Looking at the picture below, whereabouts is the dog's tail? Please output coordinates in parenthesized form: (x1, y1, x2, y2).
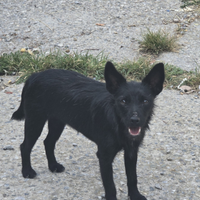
(11, 101, 24, 120)
(11, 84, 27, 121)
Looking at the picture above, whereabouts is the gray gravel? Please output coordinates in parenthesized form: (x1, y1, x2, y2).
(1, 0, 200, 70)
(0, 0, 200, 200)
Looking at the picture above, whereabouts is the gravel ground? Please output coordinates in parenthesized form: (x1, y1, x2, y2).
(0, 0, 200, 200)
(0, 0, 200, 70)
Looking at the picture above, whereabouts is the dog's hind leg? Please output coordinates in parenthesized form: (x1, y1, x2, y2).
(21, 115, 46, 178)
(44, 118, 65, 173)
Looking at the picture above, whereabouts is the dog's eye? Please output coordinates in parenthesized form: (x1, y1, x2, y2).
(120, 99, 126, 105)
(143, 99, 148, 104)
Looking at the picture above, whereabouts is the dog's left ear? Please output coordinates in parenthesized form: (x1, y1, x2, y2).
(142, 63, 165, 96)
(104, 61, 126, 94)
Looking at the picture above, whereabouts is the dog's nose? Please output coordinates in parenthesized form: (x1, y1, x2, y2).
(130, 115, 140, 124)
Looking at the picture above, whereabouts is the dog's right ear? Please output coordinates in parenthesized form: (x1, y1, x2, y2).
(104, 61, 126, 94)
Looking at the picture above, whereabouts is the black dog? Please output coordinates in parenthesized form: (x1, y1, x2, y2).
(12, 61, 164, 200)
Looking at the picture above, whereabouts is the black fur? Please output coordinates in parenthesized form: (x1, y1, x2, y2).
(12, 61, 165, 200)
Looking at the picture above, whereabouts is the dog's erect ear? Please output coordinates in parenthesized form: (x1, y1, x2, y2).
(104, 61, 126, 94)
(142, 63, 165, 96)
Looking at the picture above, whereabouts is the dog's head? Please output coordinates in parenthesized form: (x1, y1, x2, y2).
(104, 61, 165, 141)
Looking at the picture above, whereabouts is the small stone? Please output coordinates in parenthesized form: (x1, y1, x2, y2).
(150, 186, 155, 191)
(25, 29, 31, 33)
(66, 49, 70, 53)
(3, 146, 14, 150)
(155, 184, 162, 190)
(57, 43, 64, 47)
(73, 38, 77, 41)
(10, 105, 15, 109)
(179, 179, 185, 183)
(72, 143, 77, 147)
(120, 181, 125, 185)
(75, 1, 81, 4)
(167, 158, 173, 161)
(166, 149, 171, 154)
(173, 19, 180, 23)
(5, 37, 12, 42)
(98, 195, 105, 199)
(32, 48, 40, 54)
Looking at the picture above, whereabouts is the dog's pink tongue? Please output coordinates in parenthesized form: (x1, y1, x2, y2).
(129, 127, 141, 136)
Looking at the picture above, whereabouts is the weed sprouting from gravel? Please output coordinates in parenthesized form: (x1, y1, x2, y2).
(0, 50, 199, 89)
(181, 0, 200, 8)
(185, 64, 200, 88)
(139, 29, 177, 55)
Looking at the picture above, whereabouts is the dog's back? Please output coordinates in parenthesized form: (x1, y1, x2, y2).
(12, 69, 117, 142)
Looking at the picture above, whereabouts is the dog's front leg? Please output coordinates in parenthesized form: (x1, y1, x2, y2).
(124, 149, 147, 200)
(97, 150, 117, 200)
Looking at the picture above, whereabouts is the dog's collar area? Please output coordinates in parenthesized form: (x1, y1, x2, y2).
(128, 127, 141, 136)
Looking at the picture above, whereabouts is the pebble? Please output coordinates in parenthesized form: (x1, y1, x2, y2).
(166, 149, 171, 154)
(57, 43, 64, 47)
(173, 19, 180, 23)
(10, 104, 15, 109)
(66, 49, 70, 53)
(155, 184, 162, 190)
(3, 146, 14, 150)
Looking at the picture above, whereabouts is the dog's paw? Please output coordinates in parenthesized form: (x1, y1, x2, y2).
(22, 167, 37, 179)
(49, 162, 65, 173)
(129, 193, 147, 200)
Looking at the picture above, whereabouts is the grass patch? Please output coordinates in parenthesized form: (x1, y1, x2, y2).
(0, 50, 199, 89)
(0, 51, 108, 82)
(139, 29, 177, 55)
(181, 0, 200, 8)
(186, 65, 200, 88)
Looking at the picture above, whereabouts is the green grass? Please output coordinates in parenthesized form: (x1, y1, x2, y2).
(181, 0, 200, 8)
(0, 50, 199, 89)
(139, 29, 177, 55)
(186, 65, 200, 87)
(0, 51, 108, 82)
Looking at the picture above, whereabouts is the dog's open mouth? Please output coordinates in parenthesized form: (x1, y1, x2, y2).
(128, 127, 141, 136)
